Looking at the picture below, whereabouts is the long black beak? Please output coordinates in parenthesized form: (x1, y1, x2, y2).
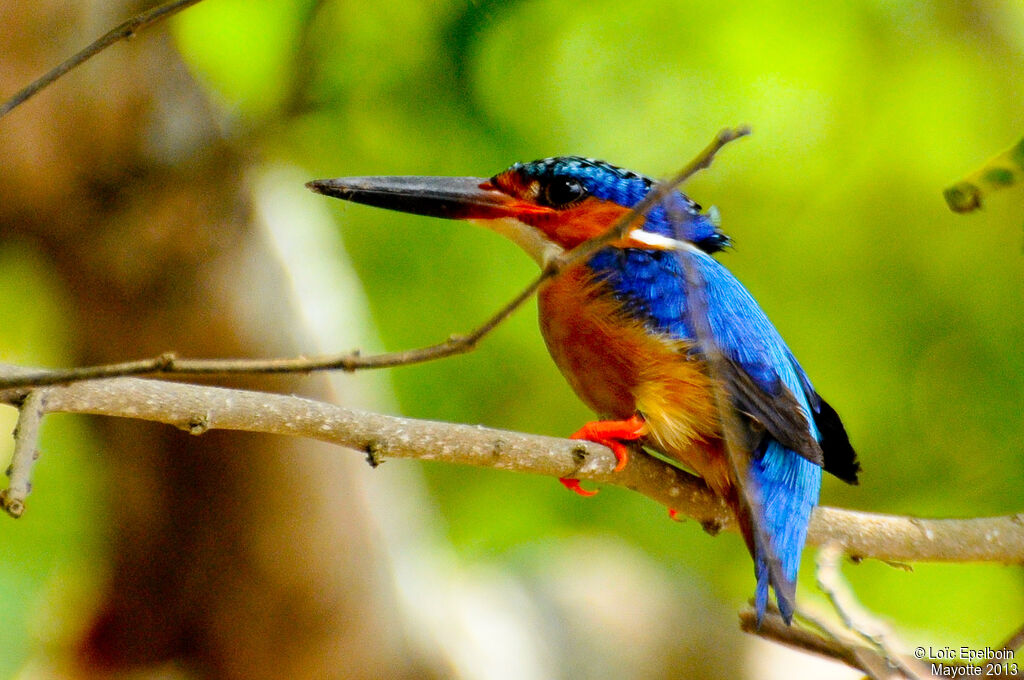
(306, 175, 547, 220)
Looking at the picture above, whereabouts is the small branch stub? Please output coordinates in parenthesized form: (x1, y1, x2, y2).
(1, 390, 47, 518)
(187, 413, 211, 435)
(365, 441, 385, 468)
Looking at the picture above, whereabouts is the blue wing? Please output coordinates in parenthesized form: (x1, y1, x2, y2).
(688, 250, 823, 624)
(588, 245, 840, 623)
(589, 246, 825, 456)
(690, 253, 859, 482)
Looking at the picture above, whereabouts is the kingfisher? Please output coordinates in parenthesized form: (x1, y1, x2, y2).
(307, 156, 859, 623)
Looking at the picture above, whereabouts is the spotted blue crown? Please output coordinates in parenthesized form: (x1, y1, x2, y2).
(509, 156, 730, 253)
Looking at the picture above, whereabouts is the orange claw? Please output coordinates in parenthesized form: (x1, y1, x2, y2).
(604, 440, 630, 472)
(570, 414, 647, 473)
(559, 477, 599, 497)
(668, 508, 681, 522)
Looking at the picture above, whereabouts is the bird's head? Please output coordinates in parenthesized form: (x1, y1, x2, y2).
(307, 156, 729, 265)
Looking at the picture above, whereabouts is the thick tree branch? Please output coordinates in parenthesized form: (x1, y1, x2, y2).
(1, 367, 1022, 567)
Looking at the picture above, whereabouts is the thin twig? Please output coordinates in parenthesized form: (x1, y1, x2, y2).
(739, 606, 894, 677)
(753, 604, 1024, 680)
(816, 543, 929, 680)
(0, 275, 546, 389)
(0, 0, 206, 120)
(1, 367, 1022, 569)
(0, 127, 751, 391)
(796, 605, 906, 680)
(1000, 622, 1024, 653)
(0, 391, 46, 517)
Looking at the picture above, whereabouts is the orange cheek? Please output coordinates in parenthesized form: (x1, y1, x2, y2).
(520, 199, 635, 249)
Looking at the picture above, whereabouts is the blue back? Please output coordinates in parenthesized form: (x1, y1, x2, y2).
(588, 245, 821, 621)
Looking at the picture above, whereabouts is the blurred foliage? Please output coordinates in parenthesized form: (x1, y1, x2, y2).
(2, 0, 1023, 672)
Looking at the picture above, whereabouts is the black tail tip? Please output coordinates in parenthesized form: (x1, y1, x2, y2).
(815, 396, 861, 484)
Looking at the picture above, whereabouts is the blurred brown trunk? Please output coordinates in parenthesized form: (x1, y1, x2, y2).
(0, 1, 426, 677)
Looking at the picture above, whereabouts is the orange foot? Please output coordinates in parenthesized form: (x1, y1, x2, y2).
(571, 414, 648, 472)
(558, 414, 648, 497)
(558, 478, 599, 497)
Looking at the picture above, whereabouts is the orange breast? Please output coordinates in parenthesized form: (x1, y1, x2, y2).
(538, 264, 731, 494)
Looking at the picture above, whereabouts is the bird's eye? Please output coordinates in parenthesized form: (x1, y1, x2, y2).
(540, 177, 587, 208)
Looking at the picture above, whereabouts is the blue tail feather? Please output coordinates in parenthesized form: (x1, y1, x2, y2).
(749, 438, 822, 623)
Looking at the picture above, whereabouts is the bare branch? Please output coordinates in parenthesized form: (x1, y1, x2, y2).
(739, 606, 894, 677)
(1002, 622, 1024, 653)
(0, 0, 206, 120)
(809, 507, 1024, 563)
(763, 552, 1024, 679)
(0, 127, 751, 391)
(744, 603, 1024, 680)
(0, 274, 547, 389)
(0, 390, 46, 517)
(1, 367, 1022, 568)
(816, 543, 928, 680)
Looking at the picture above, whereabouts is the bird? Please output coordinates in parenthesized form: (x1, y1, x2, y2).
(306, 156, 859, 624)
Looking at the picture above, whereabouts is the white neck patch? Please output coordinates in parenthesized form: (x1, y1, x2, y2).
(473, 217, 565, 266)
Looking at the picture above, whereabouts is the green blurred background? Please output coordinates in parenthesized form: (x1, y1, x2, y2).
(2, 0, 1022, 675)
